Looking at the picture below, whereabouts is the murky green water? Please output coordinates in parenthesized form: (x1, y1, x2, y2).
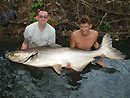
(1, 37, 130, 98)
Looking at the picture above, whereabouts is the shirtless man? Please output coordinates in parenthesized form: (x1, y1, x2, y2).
(70, 16, 99, 50)
(70, 16, 106, 66)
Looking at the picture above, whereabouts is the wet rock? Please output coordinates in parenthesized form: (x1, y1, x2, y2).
(6, 9, 16, 20)
(0, 9, 16, 25)
(0, 11, 8, 25)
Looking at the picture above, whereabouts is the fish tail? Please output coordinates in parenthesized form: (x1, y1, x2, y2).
(99, 33, 125, 59)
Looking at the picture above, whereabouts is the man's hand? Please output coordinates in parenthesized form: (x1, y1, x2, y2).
(21, 41, 28, 50)
(100, 54, 106, 58)
(97, 60, 106, 66)
(94, 41, 99, 49)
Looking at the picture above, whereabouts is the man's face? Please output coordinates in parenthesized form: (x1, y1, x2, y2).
(37, 11, 49, 25)
(79, 23, 92, 35)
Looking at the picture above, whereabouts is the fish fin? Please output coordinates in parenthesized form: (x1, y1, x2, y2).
(72, 58, 95, 72)
(100, 33, 125, 59)
(44, 44, 62, 48)
(23, 51, 38, 63)
(53, 64, 62, 74)
(49, 44, 62, 48)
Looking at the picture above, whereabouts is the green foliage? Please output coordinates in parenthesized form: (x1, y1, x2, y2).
(28, 0, 56, 25)
(102, 21, 112, 32)
(105, 0, 114, 4)
(31, 1, 44, 9)
(29, 11, 37, 23)
(117, 32, 120, 36)
(9, 23, 16, 27)
(29, 0, 44, 23)
(47, 18, 56, 24)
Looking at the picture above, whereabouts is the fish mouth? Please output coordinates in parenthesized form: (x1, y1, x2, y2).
(8, 54, 12, 60)
(8, 51, 38, 63)
(8, 52, 18, 62)
(8, 53, 23, 63)
(8, 52, 14, 59)
(8, 51, 14, 60)
(8, 54, 16, 62)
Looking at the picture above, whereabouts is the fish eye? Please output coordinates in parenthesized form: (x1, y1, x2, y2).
(14, 54, 18, 57)
(10, 52, 19, 57)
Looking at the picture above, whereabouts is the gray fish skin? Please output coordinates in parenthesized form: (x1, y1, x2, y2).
(8, 34, 125, 74)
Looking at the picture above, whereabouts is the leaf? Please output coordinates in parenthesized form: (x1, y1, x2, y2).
(105, 0, 112, 4)
(31, 4, 35, 8)
(39, 2, 43, 7)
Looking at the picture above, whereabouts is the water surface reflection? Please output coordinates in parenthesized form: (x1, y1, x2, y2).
(0, 37, 130, 98)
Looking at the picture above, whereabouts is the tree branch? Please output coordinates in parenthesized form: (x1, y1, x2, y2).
(97, 12, 108, 31)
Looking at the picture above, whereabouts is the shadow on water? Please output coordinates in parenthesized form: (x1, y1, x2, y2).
(1, 36, 130, 98)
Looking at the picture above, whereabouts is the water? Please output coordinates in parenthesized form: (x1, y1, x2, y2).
(0, 37, 130, 98)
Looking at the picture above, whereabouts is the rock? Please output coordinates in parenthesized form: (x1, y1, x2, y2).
(6, 9, 16, 20)
(0, 11, 8, 25)
(0, 9, 16, 25)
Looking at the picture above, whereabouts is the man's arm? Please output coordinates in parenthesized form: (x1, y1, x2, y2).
(70, 40, 76, 48)
(21, 27, 30, 50)
(70, 33, 76, 48)
(93, 41, 99, 49)
(21, 41, 28, 50)
(93, 31, 99, 49)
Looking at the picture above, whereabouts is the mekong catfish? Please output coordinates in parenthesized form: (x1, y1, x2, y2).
(8, 33, 125, 74)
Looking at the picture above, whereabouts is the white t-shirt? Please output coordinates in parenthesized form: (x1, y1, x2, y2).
(24, 22, 56, 48)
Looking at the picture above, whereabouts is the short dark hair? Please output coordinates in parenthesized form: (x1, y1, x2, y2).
(79, 16, 91, 25)
(36, 9, 49, 16)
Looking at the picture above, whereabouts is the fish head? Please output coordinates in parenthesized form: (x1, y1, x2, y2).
(8, 50, 38, 63)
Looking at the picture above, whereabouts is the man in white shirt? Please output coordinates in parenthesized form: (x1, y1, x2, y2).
(21, 10, 56, 49)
